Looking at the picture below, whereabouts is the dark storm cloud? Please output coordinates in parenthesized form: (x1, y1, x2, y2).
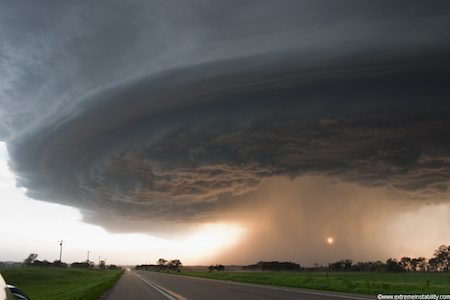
(1, 1, 450, 232)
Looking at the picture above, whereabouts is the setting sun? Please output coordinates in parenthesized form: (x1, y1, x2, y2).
(327, 237, 334, 245)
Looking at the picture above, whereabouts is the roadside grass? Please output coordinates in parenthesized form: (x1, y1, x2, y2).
(1, 267, 123, 300)
(179, 271, 450, 295)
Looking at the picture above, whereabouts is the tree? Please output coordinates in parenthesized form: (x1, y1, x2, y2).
(208, 264, 225, 272)
(386, 258, 402, 272)
(399, 257, 412, 271)
(33, 260, 52, 267)
(157, 258, 167, 271)
(433, 245, 450, 272)
(71, 262, 92, 269)
(342, 259, 353, 271)
(329, 261, 343, 271)
(429, 258, 439, 272)
(108, 264, 122, 270)
(410, 257, 427, 272)
(329, 259, 352, 271)
(414, 257, 427, 272)
(99, 260, 106, 269)
(52, 260, 67, 268)
(168, 259, 182, 272)
(24, 253, 38, 265)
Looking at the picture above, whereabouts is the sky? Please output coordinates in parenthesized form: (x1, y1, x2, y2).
(1, 1, 450, 266)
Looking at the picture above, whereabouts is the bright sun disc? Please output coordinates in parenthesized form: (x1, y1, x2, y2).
(327, 237, 334, 244)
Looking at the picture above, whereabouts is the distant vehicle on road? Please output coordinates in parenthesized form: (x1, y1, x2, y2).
(0, 273, 30, 300)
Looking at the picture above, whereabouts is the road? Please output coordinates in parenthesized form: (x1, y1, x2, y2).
(105, 270, 376, 300)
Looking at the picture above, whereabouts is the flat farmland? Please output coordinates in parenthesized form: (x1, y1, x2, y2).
(179, 271, 450, 295)
(1, 267, 123, 300)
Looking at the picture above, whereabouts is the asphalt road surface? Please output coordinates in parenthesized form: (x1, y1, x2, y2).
(106, 270, 376, 300)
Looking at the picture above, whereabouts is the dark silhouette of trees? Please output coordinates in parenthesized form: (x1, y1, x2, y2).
(326, 246, 448, 273)
(208, 264, 225, 272)
(52, 260, 68, 268)
(168, 259, 182, 272)
(433, 244, 450, 272)
(23, 253, 66, 268)
(99, 260, 106, 269)
(411, 257, 427, 272)
(135, 264, 157, 271)
(329, 259, 353, 271)
(399, 257, 412, 271)
(157, 258, 168, 271)
(24, 253, 38, 265)
(135, 244, 450, 275)
(386, 258, 403, 272)
(352, 261, 384, 272)
(243, 261, 301, 271)
(71, 261, 94, 269)
(108, 264, 122, 270)
(153, 258, 182, 272)
(429, 257, 439, 272)
(329, 261, 343, 271)
(71, 260, 117, 270)
(33, 260, 52, 267)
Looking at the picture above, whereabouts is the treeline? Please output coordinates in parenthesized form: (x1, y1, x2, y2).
(241, 245, 450, 273)
(135, 244, 450, 274)
(24, 253, 68, 268)
(136, 258, 182, 272)
(23, 253, 121, 270)
(243, 261, 302, 271)
(208, 264, 225, 272)
(328, 245, 450, 272)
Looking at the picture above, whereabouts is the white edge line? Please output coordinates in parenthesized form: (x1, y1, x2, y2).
(134, 272, 180, 300)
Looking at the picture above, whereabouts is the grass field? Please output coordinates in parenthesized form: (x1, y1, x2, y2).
(1, 267, 123, 300)
(179, 271, 450, 295)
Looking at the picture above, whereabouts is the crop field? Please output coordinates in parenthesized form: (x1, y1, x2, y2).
(1, 267, 123, 300)
(180, 271, 450, 295)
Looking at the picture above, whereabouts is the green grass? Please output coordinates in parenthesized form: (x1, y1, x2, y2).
(179, 271, 450, 295)
(1, 267, 123, 300)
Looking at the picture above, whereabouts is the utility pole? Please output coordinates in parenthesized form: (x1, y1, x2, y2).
(58, 240, 64, 262)
(87, 250, 90, 263)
